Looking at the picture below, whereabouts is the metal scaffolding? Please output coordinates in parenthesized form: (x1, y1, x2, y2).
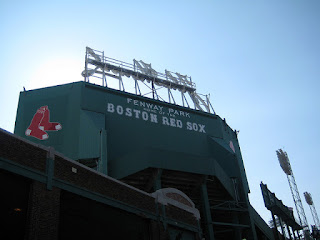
(82, 47, 215, 114)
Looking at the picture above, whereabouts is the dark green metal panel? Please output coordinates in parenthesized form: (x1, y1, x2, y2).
(80, 83, 226, 178)
(14, 82, 82, 160)
(208, 136, 238, 177)
(14, 81, 248, 187)
(78, 110, 105, 159)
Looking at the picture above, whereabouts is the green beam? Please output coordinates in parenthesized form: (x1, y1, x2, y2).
(201, 178, 215, 240)
(0, 157, 47, 183)
(144, 168, 161, 192)
(210, 206, 248, 212)
(98, 129, 108, 175)
(212, 221, 250, 228)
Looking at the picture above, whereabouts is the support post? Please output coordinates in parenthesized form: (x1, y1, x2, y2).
(153, 169, 162, 191)
(291, 227, 297, 240)
(84, 48, 88, 82)
(271, 212, 281, 240)
(295, 230, 301, 240)
(152, 169, 167, 230)
(279, 217, 285, 240)
(98, 129, 108, 175)
(286, 224, 292, 240)
(245, 199, 258, 240)
(232, 212, 242, 240)
(201, 177, 215, 240)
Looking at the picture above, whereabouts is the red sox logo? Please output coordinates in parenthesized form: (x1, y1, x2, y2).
(25, 106, 62, 140)
(229, 141, 235, 153)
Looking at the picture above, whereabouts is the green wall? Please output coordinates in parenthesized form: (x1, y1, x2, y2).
(14, 81, 249, 193)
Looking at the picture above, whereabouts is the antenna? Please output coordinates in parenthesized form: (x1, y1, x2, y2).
(82, 47, 215, 114)
(276, 149, 311, 239)
(304, 192, 320, 229)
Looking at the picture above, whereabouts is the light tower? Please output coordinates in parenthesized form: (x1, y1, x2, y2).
(276, 149, 311, 239)
(304, 192, 320, 229)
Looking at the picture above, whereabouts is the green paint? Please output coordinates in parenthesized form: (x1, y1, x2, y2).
(201, 180, 215, 240)
(15, 82, 243, 180)
(12, 81, 271, 239)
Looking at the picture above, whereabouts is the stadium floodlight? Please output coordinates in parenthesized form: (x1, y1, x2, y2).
(276, 149, 292, 175)
(304, 192, 320, 228)
(304, 192, 313, 206)
(276, 149, 311, 239)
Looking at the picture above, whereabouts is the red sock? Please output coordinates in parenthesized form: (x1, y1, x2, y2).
(39, 107, 62, 131)
(25, 107, 49, 140)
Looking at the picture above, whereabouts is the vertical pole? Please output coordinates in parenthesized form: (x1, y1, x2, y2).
(152, 81, 155, 99)
(206, 94, 210, 113)
(244, 196, 258, 240)
(279, 217, 285, 240)
(98, 129, 108, 175)
(286, 224, 292, 240)
(102, 51, 105, 87)
(135, 79, 138, 95)
(291, 227, 297, 240)
(181, 92, 184, 107)
(201, 178, 215, 240)
(271, 212, 281, 240)
(153, 169, 167, 231)
(232, 212, 242, 240)
(84, 48, 88, 82)
(153, 169, 162, 191)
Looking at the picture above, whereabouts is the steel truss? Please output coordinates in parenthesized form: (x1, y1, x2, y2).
(304, 192, 320, 229)
(82, 47, 215, 114)
(276, 149, 311, 239)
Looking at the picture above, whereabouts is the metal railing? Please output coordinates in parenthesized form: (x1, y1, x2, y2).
(82, 47, 215, 114)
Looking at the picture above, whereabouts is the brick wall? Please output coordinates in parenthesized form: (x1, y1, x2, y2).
(26, 181, 60, 240)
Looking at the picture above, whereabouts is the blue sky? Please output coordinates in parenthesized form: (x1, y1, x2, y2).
(1, 0, 319, 228)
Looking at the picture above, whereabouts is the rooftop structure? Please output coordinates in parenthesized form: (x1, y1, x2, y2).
(82, 47, 215, 113)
